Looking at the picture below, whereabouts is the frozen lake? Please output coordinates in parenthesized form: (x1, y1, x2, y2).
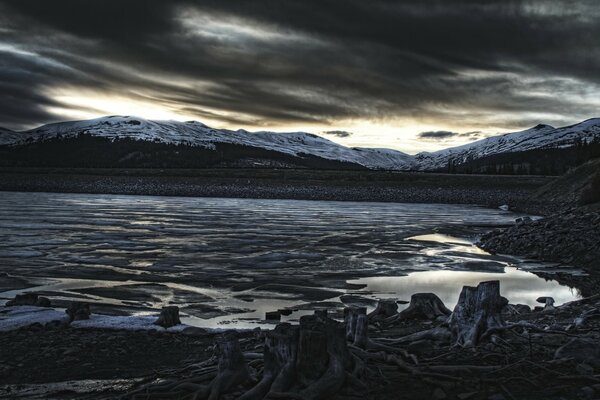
(0, 191, 580, 328)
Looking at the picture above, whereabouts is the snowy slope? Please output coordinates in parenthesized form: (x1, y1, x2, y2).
(2, 116, 599, 170)
(413, 119, 600, 170)
(0, 116, 414, 170)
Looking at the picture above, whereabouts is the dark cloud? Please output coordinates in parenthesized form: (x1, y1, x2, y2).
(321, 130, 353, 138)
(419, 131, 457, 139)
(0, 0, 599, 132)
(419, 130, 483, 141)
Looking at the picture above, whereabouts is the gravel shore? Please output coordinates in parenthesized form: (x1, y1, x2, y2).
(479, 207, 600, 295)
(0, 169, 553, 209)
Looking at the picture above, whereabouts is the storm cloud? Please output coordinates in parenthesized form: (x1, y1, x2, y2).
(419, 130, 482, 140)
(322, 130, 353, 138)
(0, 0, 599, 139)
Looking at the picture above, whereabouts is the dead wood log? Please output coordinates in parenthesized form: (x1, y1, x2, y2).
(448, 280, 508, 347)
(385, 293, 451, 324)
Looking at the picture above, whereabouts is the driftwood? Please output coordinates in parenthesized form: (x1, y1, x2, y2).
(124, 279, 600, 400)
(448, 280, 507, 347)
(129, 312, 366, 400)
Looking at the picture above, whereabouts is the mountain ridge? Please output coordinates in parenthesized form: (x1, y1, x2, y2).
(2, 116, 600, 171)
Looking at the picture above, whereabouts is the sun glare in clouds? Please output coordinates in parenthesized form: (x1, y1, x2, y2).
(43, 88, 496, 155)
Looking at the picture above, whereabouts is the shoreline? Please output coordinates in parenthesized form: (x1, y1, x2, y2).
(0, 168, 557, 214)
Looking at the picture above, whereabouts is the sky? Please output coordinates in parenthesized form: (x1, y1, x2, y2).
(0, 1, 599, 154)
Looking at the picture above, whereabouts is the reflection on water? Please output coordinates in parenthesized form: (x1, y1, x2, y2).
(349, 267, 579, 310)
(0, 191, 582, 329)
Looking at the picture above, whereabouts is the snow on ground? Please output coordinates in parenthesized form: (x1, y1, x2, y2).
(0, 306, 190, 333)
(0, 306, 67, 332)
(1, 116, 599, 170)
(0, 116, 414, 170)
(414, 118, 600, 170)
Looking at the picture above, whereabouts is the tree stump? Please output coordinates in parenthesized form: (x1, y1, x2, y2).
(448, 280, 507, 347)
(237, 313, 361, 400)
(207, 331, 252, 399)
(353, 314, 369, 348)
(367, 299, 397, 321)
(344, 306, 367, 341)
(66, 302, 90, 322)
(6, 293, 39, 306)
(154, 306, 181, 328)
(398, 293, 451, 321)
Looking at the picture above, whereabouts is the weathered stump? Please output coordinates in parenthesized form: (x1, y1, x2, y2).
(353, 314, 369, 348)
(448, 280, 507, 347)
(66, 302, 90, 322)
(344, 306, 367, 341)
(237, 311, 362, 400)
(387, 293, 451, 323)
(207, 331, 252, 399)
(154, 306, 181, 328)
(265, 311, 281, 321)
(367, 299, 397, 321)
(6, 293, 40, 306)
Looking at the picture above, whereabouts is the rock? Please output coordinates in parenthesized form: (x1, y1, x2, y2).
(555, 338, 600, 367)
(66, 302, 91, 322)
(515, 216, 532, 225)
(154, 306, 181, 328)
(6, 293, 39, 306)
(35, 297, 52, 307)
(265, 311, 281, 321)
(182, 327, 208, 336)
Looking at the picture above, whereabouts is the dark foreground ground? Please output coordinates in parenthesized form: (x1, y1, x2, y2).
(1, 293, 599, 400)
(0, 168, 556, 212)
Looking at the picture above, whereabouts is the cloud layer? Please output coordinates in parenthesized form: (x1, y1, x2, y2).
(1, 0, 599, 146)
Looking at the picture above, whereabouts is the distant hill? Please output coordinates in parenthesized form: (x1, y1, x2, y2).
(1, 116, 600, 172)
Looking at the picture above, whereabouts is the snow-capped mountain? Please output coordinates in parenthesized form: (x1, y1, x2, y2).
(1, 116, 600, 171)
(0, 116, 413, 170)
(414, 119, 600, 170)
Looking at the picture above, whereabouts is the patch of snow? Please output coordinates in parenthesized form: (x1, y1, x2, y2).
(1, 116, 599, 170)
(71, 313, 188, 332)
(0, 306, 66, 332)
